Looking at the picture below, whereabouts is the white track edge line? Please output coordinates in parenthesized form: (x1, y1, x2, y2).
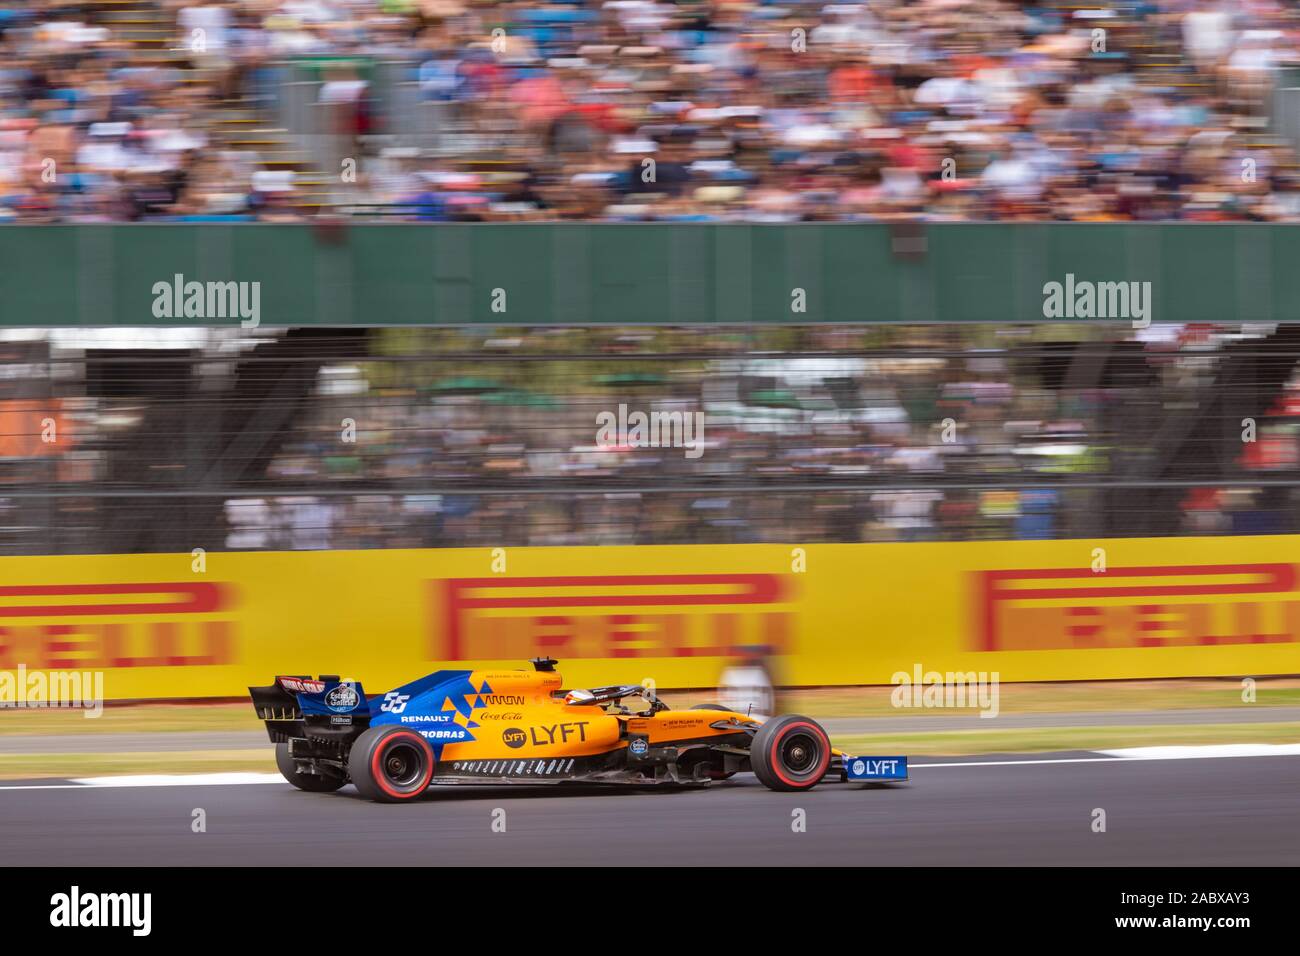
(0, 772, 283, 791)
(916, 743, 1300, 769)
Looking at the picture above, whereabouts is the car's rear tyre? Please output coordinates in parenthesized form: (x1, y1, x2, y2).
(348, 726, 435, 803)
(750, 715, 831, 792)
(275, 742, 345, 793)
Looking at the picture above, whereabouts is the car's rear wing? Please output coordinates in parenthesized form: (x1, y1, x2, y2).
(249, 675, 370, 743)
(249, 678, 304, 743)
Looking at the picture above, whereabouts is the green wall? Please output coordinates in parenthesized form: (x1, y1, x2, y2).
(0, 223, 1294, 326)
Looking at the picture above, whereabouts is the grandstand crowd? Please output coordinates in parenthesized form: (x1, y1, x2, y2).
(7, 324, 1300, 553)
(1, 0, 1299, 221)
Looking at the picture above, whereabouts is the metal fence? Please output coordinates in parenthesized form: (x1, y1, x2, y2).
(3, 323, 1299, 554)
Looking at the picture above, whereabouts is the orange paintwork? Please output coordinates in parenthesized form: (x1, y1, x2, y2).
(434, 668, 753, 764)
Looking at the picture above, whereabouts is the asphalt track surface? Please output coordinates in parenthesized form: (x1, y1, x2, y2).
(4, 752, 1299, 865)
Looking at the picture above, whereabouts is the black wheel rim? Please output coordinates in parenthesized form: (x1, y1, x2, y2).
(381, 741, 425, 790)
(780, 731, 821, 777)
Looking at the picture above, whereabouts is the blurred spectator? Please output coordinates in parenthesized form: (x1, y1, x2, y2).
(716, 645, 777, 720)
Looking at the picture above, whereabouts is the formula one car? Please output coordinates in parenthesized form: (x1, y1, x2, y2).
(250, 658, 908, 802)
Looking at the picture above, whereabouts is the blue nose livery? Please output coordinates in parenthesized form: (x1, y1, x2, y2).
(844, 756, 910, 782)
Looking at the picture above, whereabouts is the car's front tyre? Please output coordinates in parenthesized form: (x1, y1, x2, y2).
(348, 726, 435, 802)
(750, 715, 831, 792)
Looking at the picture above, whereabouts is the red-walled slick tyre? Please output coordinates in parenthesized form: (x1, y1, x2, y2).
(348, 726, 435, 802)
(750, 715, 832, 792)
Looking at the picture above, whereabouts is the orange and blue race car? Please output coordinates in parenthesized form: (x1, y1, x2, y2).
(250, 658, 908, 802)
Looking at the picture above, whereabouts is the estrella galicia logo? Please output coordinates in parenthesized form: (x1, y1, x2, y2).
(502, 727, 527, 749)
(324, 684, 360, 713)
(629, 738, 648, 756)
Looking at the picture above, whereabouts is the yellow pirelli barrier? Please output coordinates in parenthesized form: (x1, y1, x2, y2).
(2, 537, 1299, 700)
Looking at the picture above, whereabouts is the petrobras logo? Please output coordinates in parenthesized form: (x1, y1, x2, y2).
(438, 573, 794, 660)
(324, 683, 359, 713)
(975, 563, 1300, 652)
(417, 728, 469, 741)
